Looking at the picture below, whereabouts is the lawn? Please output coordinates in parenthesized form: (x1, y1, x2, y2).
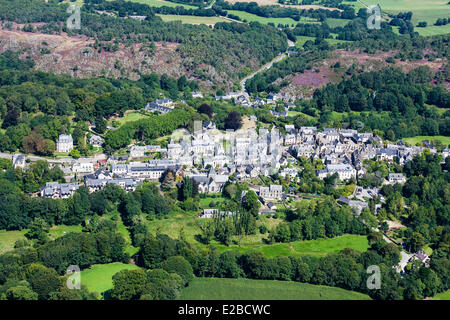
(81, 263, 141, 297)
(156, 14, 230, 24)
(110, 111, 150, 126)
(430, 289, 450, 300)
(127, 0, 197, 9)
(215, 234, 370, 258)
(199, 195, 226, 209)
(0, 226, 83, 254)
(0, 229, 27, 254)
(227, 10, 318, 25)
(295, 35, 351, 48)
(415, 24, 450, 37)
(402, 136, 450, 147)
(49, 225, 82, 240)
(325, 18, 352, 28)
(179, 278, 371, 300)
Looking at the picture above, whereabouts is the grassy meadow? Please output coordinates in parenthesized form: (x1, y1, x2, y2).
(214, 234, 370, 258)
(179, 277, 372, 300)
(156, 14, 230, 24)
(344, 0, 450, 36)
(402, 135, 450, 146)
(227, 10, 318, 25)
(429, 290, 450, 300)
(81, 263, 141, 296)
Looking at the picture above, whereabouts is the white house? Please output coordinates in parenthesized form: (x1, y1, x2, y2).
(56, 134, 73, 153)
(259, 184, 283, 201)
(72, 162, 95, 173)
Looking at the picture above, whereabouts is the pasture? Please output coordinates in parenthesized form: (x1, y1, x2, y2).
(402, 135, 450, 147)
(0, 230, 27, 254)
(344, 0, 450, 36)
(430, 290, 450, 300)
(179, 277, 372, 300)
(128, 0, 197, 9)
(215, 234, 370, 258)
(81, 263, 141, 297)
(156, 14, 230, 25)
(227, 10, 318, 25)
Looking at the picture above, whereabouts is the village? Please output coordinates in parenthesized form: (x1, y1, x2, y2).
(7, 100, 449, 227)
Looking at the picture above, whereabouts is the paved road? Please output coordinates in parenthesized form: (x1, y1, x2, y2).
(0, 152, 107, 165)
(239, 39, 295, 92)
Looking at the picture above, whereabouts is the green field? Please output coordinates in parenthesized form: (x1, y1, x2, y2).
(216, 234, 370, 258)
(0, 226, 84, 254)
(415, 24, 450, 36)
(227, 10, 318, 25)
(156, 14, 229, 24)
(430, 289, 450, 300)
(344, 0, 450, 36)
(325, 18, 352, 28)
(402, 135, 450, 147)
(295, 35, 351, 48)
(0, 229, 27, 254)
(126, 0, 197, 9)
(110, 111, 151, 126)
(179, 278, 371, 300)
(81, 263, 141, 296)
(49, 225, 82, 240)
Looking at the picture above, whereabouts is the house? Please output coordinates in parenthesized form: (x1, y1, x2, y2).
(85, 178, 141, 193)
(145, 102, 172, 114)
(284, 102, 295, 109)
(129, 145, 161, 158)
(89, 135, 103, 147)
(56, 134, 73, 153)
(191, 168, 229, 193)
(259, 184, 283, 201)
(199, 209, 234, 219)
(192, 91, 203, 98)
(317, 164, 356, 181)
(203, 121, 216, 130)
(387, 173, 406, 185)
(72, 162, 94, 173)
(12, 154, 26, 169)
(267, 202, 277, 210)
(40, 182, 80, 199)
(338, 197, 368, 215)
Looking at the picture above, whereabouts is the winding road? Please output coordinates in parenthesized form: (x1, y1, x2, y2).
(240, 39, 295, 92)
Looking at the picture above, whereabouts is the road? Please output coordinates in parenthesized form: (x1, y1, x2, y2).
(239, 39, 295, 92)
(205, 0, 215, 9)
(0, 152, 107, 165)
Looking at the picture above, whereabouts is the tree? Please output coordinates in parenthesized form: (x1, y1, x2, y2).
(406, 232, 425, 252)
(6, 285, 38, 300)
(27, 264, 61, 300)
(161, 170, 176, 191)
(160, 256, 193, 286)
(198, 104, 213, 118)
(93, 115, 107, 134)
(224, 111, 242, 130)
(111, 269, 147, 300)
(25, 218, 50, 244)
(242, 190, 261, 217)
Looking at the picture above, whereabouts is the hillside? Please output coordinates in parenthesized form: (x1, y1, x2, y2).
(179, 278, 372, 300)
